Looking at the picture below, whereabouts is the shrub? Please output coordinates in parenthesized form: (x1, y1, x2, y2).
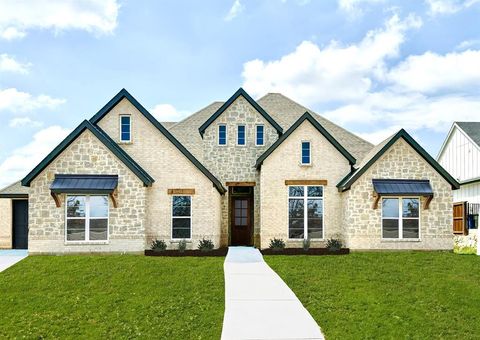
(326, 238, 343, 252)
(150, 239, 167, 252)
(269, 238, 285, 251)
(198, 238, 215, 251)
(178, 239, 187, 252)
(303, 238, 311, 251)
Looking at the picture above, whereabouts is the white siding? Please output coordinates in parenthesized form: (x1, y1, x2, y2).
(453, 182, 480, 204)
(438, 126, 480, 182)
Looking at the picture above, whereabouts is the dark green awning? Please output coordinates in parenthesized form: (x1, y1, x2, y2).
(50, 175, 118, 194)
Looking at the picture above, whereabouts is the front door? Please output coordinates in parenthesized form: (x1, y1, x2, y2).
(230, 197, 252, 246)
(13, 200, 28, 249)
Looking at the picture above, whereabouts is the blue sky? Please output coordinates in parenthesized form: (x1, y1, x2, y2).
(0, 0, 479, 187)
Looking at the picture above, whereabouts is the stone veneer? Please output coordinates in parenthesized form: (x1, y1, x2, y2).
(97, 98, 222, 249)
(28, 130, 147, 253)
(259, 120, 352, 249)
(201, 95, 279, 246)
(0, 199, 12, 248)
(342, 138, 453, 250)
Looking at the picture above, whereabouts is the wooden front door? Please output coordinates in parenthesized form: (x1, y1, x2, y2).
(453, 202, 467, 235)
(230, 197, 252, 246)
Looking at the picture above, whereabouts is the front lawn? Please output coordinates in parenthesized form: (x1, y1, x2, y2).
(266, 252, 480, 339)
(0, 256, 225, 339)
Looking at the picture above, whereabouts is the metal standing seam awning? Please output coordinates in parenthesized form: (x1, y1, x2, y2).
(50, 175, 119, 208)
(372, 179, 434, 209)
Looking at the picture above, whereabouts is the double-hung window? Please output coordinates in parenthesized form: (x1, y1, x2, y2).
(120, 115, 131, 142)
(256, 125, 264, 146)
(382, 198, 420, 239)
(237, 125, 246, 145)
(218, 125, 227, 145)
(172, 196, 192, 239)
(301, 141, 311, 164)
(288, 186, 323, 239)
(66, 195, 109, 242)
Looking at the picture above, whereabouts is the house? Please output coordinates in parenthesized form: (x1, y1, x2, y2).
(437, 122, 480, 234)
(0, 88, 459, 253)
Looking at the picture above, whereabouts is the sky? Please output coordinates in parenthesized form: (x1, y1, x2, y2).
(0, 0, 479, 188)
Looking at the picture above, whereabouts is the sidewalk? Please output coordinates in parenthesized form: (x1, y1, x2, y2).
(0, 250, 28, 272)
(221, 247, 324, 340)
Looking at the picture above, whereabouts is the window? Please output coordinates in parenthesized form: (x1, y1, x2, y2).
(172, 196, 192, 239)
(120, 115, 131, 142)
(382, 198, 419, 239)
(288, 186, 323, 239)
(256, 125, 264, 146)
(66, 195, 108, 242)
(237, 125, 246, 145)
(218, 125, 227, 145)
(301, 141, 310, 164)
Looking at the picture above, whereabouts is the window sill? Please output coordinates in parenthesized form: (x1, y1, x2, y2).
(299, 163, 312, 167)
(380, 238, 421, 242)
(287, 238, 325, 242)
(170, 239, 193, 243)
(118, 141, 133, 145)
(65, 241, 109, 245)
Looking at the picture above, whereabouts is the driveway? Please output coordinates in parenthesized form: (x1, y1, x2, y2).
(221, 247, 324, 340)
(0, 249, 28, 272)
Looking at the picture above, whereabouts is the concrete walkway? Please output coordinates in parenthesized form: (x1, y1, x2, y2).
(0, 250, 28, 272)
(221, 247, 324, 340)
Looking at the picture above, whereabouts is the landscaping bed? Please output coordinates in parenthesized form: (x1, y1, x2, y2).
(145, 248, 228, 257)
(261, 248, 349, 255)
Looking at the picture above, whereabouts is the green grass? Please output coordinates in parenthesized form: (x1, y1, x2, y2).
(0, 255, 225, 339)
(266, 252, 480, 340)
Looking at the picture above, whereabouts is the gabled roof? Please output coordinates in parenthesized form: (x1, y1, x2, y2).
(90, 89, 226, 194)
(198, 88, 283, 137)
(21, 120, 155, 187)
(0, 181, 29, 198)
(255, 111, 356, 169)
(337, 129, 460, 191)
(456, 122, 480, 148)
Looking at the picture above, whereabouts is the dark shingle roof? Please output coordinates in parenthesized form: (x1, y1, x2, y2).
(456, 122, 480, 148)
(0, 181, 29, 198)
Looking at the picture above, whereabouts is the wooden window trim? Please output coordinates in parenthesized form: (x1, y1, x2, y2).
(226, 181, 256, 187)
(167, 189, 195, 195)
(285, 180, 328, 186)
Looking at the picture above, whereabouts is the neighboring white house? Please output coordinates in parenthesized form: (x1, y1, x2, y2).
(438, 122, 480, 232)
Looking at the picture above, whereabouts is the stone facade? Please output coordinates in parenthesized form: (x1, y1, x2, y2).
(342, 138, 453, 250)
(201, 96, 279, 246)
(97, 98, 222, 249)
(28, 130, 148, 254)
(259, 120, 352, 248)
(0, 199, 12, 248)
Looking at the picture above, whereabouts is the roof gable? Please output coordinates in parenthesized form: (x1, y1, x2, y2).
(90, 89, 226, 194)
(255, 111, 356, 169)
(21, 120, 154, 187)
(456, 122, 480, 148)
(198, 88, 283, 137)
(337, 129, 460, 191)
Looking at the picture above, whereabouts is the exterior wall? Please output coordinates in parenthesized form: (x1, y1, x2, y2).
(259, 120, 351, 249)
(0, 199, 12, 248)
(29, 130, 148, 254)
(200, 96, 279, 246)
(343, 138, 453, 250)
(438, 127, 480, 182)
(97, 98, 222, 249)
(453, 182, 480, 204)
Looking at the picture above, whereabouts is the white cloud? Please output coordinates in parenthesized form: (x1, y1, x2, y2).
(0, 0, 120, 40)
(0, 88, 66, 112)
(0, 54, 31, 74)
(151, 104, 189, 122)
(388, 50, 480, 93)
(9, 117, 43, 128)
(242, 14, 422, 105)
(338, 0, 385, 16)
(225, 0, 245, 21)
(0, 125, 71, 187)
(426, 0, 480, 15)
(455, 39, 480, 50)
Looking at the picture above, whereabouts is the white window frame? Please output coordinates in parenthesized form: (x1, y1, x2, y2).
(65, 195, 109, 244)
(218, 124, 227, 146)
(287, 185, 324, 240)
(381, 197, 421, 240)
(301, 140, 311, 165)
(171, 195, 192, 240)
(119, 115, 132, 143)
(237, 125, 246, 146)
(255, 125, 265, 146)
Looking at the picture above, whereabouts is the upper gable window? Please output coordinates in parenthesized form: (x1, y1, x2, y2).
(237, 125, 246, 146)
(218, 125, 227, 145)
(120, 115, 131, 142)
(301, 141, 311, 165)
(256, 125, 264, 146)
